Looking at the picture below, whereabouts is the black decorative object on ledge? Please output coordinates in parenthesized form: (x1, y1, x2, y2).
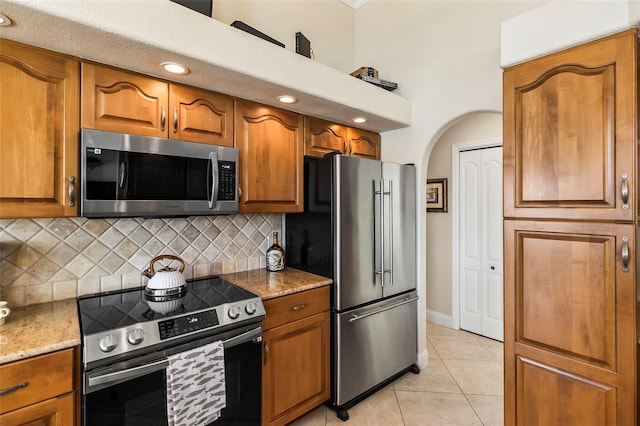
(296, 32, 312, 58)
(170, 0, 212, 17)
(231, 21, 285, 48)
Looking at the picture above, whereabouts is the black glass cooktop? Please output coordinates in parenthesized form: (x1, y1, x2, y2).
(78, 276, 258, 335)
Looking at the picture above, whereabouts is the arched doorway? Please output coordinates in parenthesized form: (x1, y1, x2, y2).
(424, 111, 502, 332)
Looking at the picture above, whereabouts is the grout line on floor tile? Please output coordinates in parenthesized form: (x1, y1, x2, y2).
(461, 392, 486, 426)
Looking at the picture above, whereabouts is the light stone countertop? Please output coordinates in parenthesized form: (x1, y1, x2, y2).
(0, 268, 331, 365)
(0, 298, 80, 365)
(220, 267, 333, 300)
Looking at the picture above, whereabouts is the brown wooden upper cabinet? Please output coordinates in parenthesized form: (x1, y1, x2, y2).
(81, 63, 234, 146)
(235, 100, 303, 213)
(0, 39, 80, 218)
(503, 30, 636, 222)
(304, 116, 381, 160)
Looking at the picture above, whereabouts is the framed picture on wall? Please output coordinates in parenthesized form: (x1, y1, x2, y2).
(426, 178, 447, 212)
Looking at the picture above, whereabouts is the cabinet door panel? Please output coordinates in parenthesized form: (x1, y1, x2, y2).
(303, 116, 347, 158)
(0, 40, 79, 218)
(82, 63, 168, 137)
(504, 220, 636, 424)
(235, 101, 303, 213)
(517, 356, 615, 426)
(504, 30, 636, 221)
(170, 84, 233, 146)
(347, 127, 380, 160)
(262, 311, 330, 426)
(0, 394, 74, 426)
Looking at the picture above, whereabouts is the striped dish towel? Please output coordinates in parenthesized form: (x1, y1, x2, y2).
(166, 340, 226, 426)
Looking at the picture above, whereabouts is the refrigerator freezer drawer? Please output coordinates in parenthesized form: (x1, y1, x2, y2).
(334, 292, 418, 406)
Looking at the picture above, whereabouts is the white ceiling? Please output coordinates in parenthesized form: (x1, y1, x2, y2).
(0, 0, 411, 133)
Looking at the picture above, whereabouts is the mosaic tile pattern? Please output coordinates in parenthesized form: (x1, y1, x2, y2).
(0, 214, 282, 307)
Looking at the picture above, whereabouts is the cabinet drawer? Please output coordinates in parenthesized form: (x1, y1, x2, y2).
(0, 348, 74, 414)
(263, 286, 330, 330)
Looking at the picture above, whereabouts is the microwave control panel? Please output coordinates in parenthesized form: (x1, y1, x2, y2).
(218, 161, 236, 201)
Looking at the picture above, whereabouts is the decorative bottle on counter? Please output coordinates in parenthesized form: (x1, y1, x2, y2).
(266, 231, 285, 272)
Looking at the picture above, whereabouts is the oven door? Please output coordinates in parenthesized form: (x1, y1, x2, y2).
(82, 326, 262, 426)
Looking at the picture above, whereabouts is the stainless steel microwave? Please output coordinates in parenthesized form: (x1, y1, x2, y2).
(80, 129, 239, 217)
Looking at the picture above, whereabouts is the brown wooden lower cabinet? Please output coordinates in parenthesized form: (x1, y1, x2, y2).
(262, 287, 331, 426)
(0, 393, 74, 426)
(0, 347, 77, 425)
(504, 220, 637, 425)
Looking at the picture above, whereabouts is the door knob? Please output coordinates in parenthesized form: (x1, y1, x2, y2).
(490, 266, 495, 270)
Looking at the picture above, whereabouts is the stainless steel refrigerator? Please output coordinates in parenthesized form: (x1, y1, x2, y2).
(285, 154, 419, 421)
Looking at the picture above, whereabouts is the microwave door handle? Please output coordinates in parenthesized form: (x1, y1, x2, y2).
(208, 152, 219, 209)
(119, 162, 127, 189)
(116, 152, 128, 199)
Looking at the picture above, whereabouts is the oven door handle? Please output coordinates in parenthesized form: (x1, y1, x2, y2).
(87, 358, 169, 390)
(222, 326, 262, 349)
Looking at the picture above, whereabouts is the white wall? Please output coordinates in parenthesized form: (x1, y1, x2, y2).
(354, 0, 545, 364)
(214, 0, 357, 73)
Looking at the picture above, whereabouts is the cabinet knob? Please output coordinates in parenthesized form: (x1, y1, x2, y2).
(161, 105, 166, 131)
(490, 266, 495, 270)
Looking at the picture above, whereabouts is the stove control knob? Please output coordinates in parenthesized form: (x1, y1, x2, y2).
(99, 335, 118, 353)
(228, 305, 242, 320)
(128, 328, 145, 345)
(245, 302, 258, 315)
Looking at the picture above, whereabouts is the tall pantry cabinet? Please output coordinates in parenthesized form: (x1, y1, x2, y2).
(503, 29, 638, 425)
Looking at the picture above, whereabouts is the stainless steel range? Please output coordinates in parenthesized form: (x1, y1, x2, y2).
(77, 275, 265, 426)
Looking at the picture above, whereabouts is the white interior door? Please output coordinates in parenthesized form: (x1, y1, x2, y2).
(459, 147, 503, 341)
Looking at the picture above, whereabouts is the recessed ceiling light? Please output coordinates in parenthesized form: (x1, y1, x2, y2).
(0, 13, 12, 26)
(278, 95, 297, 104)
(353, 117, 367, 124)
(161, 62, 189, 75)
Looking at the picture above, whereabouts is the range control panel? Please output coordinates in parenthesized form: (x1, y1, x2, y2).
(159, 310, 220, 340)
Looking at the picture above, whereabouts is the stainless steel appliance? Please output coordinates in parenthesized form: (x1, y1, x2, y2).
(77, 276, 265, 425)
(81, 129, 239, 217)
(285, 154, 419, 421)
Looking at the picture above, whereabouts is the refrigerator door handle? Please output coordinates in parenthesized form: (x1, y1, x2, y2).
(386, 181, 394, 285)
(374, 179, 385, 286)
(348, 295, 419, 323)
(373, 180, 380, 284)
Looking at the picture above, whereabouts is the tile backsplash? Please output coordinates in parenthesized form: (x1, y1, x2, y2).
(0, 214, 282, 307)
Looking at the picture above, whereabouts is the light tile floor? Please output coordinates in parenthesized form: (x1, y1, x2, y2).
(290, 322, 504, 426)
